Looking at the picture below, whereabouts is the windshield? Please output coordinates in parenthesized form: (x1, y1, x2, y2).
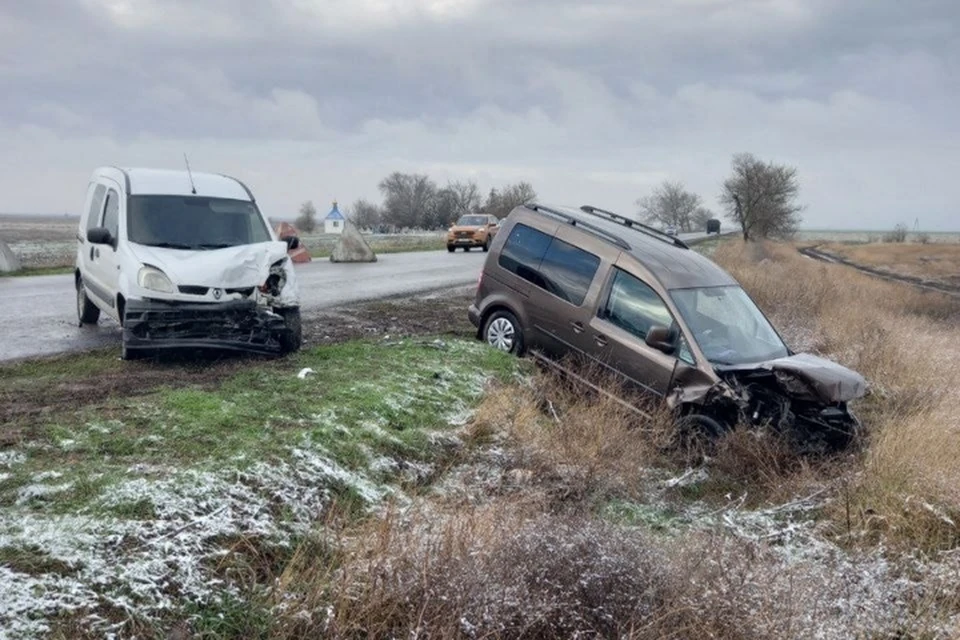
(457, 215, 488, 227)
(671, 286, 788, 365)
(127, 196, 271, 249)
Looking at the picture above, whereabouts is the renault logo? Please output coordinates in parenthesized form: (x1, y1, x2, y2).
(213, 288, 222, 300)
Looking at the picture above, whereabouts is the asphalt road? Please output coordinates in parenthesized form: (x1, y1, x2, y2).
(0, 250, 488, 362)
(0, 231, 718, 362)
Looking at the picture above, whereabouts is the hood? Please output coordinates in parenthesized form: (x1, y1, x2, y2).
(449, 225, 486, 233)
(128, 241, 289, 288)
(726, 353, 867, 404)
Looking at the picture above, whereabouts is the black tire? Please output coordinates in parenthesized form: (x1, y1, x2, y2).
(447, 245, 455, 253)
(76, 275, 100, 326)
(482, 309, 523, 355)
(277, 307, 302, 354)
(482, 237, 491, 252)
(121, 338, 146, 361)
(672, 412, 727, 458)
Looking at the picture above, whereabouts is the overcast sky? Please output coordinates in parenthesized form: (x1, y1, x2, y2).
(1, 0, 957, 229)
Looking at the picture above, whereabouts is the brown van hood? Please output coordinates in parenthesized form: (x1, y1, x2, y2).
(449, 225, 486, 233)
(722, 353, 866, 404)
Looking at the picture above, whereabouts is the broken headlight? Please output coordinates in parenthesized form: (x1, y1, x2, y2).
(137, 265, 175, 293)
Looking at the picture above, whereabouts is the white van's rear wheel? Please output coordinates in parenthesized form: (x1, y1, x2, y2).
(76, 275, 100, 326)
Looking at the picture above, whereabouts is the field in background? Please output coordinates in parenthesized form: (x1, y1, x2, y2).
(816, 241, 960, 287)
(794, 229, 960, 244)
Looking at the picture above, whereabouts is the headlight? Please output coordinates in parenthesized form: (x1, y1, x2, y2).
(137, 266, 175, 293)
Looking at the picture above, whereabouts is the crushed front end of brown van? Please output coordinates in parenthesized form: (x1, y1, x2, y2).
(670, 353, 866, 450)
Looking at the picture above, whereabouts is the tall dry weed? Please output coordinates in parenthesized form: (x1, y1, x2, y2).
(714, 240, 960, 552)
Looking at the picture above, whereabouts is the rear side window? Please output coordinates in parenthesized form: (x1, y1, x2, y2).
(537, 238, 601, 305)
(499, 223, 552, 284)
(86, 184, 106, 231)
(498, 223, 600, 306)
(102, 189, 120, 238)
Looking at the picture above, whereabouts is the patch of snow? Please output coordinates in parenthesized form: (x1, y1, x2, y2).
(15, 482, 74, 506)
(0, 450, 26, 468)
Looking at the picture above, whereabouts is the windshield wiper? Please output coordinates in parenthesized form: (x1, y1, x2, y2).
(197, 243, 235, 250)
(146, 242, 193, 250)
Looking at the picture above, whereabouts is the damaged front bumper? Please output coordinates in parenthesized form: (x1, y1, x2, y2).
(123, 298, 292, 355)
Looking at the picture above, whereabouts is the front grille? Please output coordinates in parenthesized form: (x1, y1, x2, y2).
(456, 231, 472, 238)
(178, 285, 209, 296)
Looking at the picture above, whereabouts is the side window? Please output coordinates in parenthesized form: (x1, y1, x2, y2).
(86, 184, 107, 231)
(102, 189, 120, 239)
(602, 269, 675, 340)
(537, 238, 601, 305)
(498, 223, 552, 284)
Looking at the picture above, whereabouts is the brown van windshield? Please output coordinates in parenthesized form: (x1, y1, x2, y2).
(671, 286, 788, 365)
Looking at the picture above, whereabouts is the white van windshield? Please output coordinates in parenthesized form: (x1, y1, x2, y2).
(127, 196, 271, 250)
(671, 286, 788, 365)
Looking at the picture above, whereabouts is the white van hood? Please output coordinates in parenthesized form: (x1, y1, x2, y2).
(128, 241, 289, 288)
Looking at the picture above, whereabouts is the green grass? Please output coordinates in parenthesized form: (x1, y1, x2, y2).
(1, 338, 519, 514)
(0, 264, 74, 277)
(0, 348, 123, 385)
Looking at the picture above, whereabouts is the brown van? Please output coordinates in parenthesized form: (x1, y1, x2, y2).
(468, 203, 866, 447)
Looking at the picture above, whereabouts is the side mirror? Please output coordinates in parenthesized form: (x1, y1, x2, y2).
(87, 227, 113, 246)
(645, 325, 675, 354)
(283, 236, 300, 250)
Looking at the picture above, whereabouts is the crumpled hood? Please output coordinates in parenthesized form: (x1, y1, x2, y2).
(128, 241, 289, 288)
(753, 353, 866, 404)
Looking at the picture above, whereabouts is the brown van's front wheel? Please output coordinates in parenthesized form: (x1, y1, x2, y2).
(483, 310, 523, 355)
(482, 236, 491, 252)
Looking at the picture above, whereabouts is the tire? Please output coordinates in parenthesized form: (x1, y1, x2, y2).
(447, 245, 455, 253)
(482, 237, 491, 252)
(672, 412, 727, 458)
(483, 309, 523, 355)
(76, 275, 100, 326)
(277, 307, 302, 354)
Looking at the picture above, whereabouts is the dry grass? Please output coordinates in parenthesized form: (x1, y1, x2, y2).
(821, 241, 960, 286)
(713, 240, 960, 553)
(266, 239, 960, 639)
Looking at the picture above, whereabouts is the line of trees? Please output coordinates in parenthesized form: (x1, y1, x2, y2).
(347, 173, 537, 231)
(636, 152, 804, 240)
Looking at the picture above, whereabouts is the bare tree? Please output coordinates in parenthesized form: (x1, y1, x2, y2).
(436, 180, 482, 226)
(378, 172, 438, 229)
(482, 182, 537, 219)
(719, 153, 803, 241)
(295, 200, 317, 233)
(691, 207, 714, 231)
(635, 181, 702, 232)
(349, 199, 381, 230)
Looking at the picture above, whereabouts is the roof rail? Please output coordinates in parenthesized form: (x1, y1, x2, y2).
(526, 203, 631, 251)
(579, 205, 689, 249)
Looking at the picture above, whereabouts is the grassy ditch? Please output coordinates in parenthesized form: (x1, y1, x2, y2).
(0, 338, 520, 638)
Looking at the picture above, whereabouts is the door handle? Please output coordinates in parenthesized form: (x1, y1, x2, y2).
(570, 321, 584, 334)
(594, 334, 608, 347)
(89, 247, 95, 261)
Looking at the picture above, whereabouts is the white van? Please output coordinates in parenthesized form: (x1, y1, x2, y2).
(75, 167, 302, 359)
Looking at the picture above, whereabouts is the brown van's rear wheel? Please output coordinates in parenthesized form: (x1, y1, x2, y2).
(483, 310, 523, 355)
(447, 245, 455, 253)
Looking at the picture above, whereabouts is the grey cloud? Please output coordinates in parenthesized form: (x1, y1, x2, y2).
(0, 0, 957, 229)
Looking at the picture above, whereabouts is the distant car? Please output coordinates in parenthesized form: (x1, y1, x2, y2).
(447, 214, 500, 252)
(706, 219, 721, 235)
(665, 225, 678, 236)
(75, 167, 302, 359)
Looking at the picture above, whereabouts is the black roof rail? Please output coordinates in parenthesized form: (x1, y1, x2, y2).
(526, 203, 631, 251)
(579, 205, 689, 249)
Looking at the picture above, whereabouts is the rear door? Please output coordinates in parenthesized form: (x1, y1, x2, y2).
(583, 261, 689, 397)
(524, 226, 606, 360)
